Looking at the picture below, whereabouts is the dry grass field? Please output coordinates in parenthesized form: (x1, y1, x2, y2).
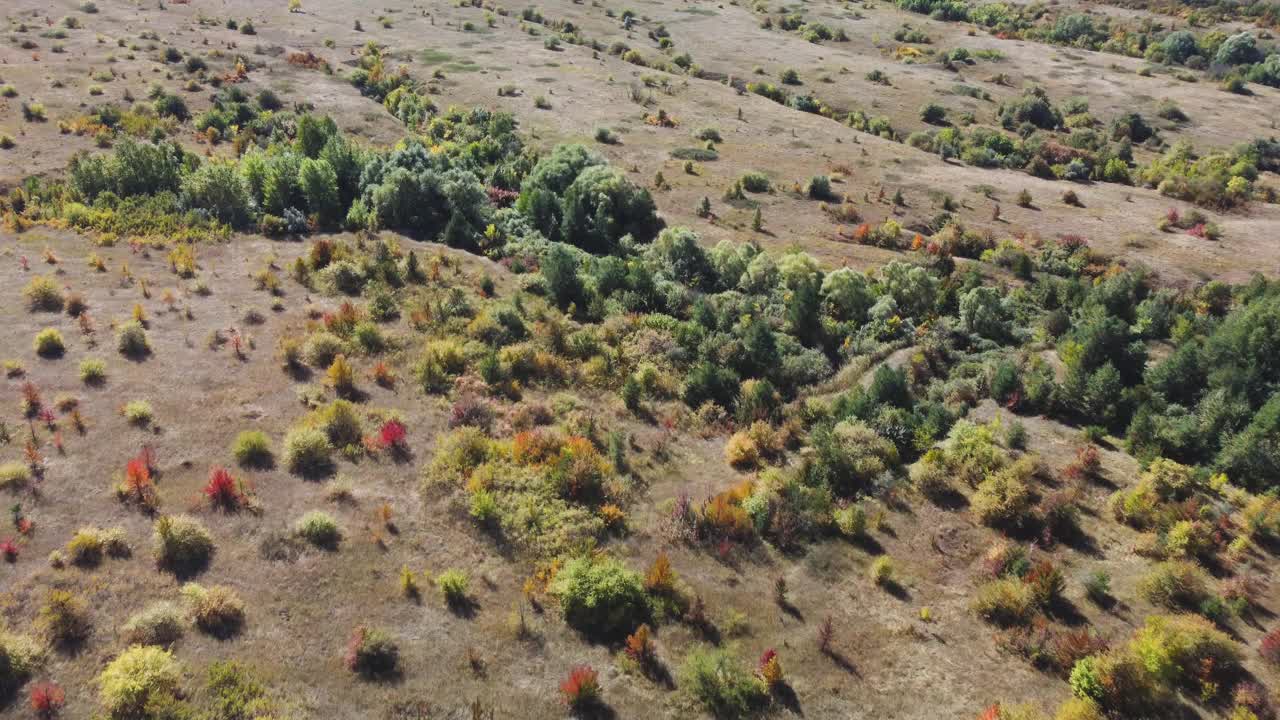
(2, 0, 1280, 718)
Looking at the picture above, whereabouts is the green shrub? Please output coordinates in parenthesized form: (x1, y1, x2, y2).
(806, 175, 832, 199)
(282, 427, 333, 477)
(33, 328, 65, 358)
(180, 583, 245, 637)
(550, 555, 649, 640)
(121, 602, 185, 646)
(678, 646, 769, 718)
(204, 661, 273, 720)
(1137, 560, 1208, 609)
(436, 569, 470, 605)
(972, 578, 1035, 626)
(303, 331, 348, 367)
(739, 171, 771, 193)
(23, 276, 64, 312)
(0, 462, 31, 491)
(293, 511, 341, 548)
(920, 102, 947, 124)
(80, 357, 107, 385)
(117, 320, 150, 357)
(971, 458, 1036, 527)
(344, 626, 399, 678)
(231, 430, 273, 468)
(98, 645, 184, 718)
(37, 589, 92, 645)
(153, 515, 214, 575)
(0, 627, 44, 693)
(123, 399, 154, 426)
(1128, 613, 1238, 690)
(870, 556, 895, 586)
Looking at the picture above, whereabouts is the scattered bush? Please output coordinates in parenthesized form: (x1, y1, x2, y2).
(79, 358, 107, 385)
(282, 427, 333, 477)
(293, 511, 341, 549)
(344, 626, 399, 678)
(23, 277, 64, 312)
(231, 430, 273, 468)
(679, 646, 768, 718)
(436, 569, 470, 605)
(121, 602, 185, 646)
(37, 589, 92, 646)
(180, 583, 245, 638)
(123, 399, 154, 426)
(97, 645, 184, 718)
(117, 321, 150, 357)
(33, 329, 65, 358)
(551, 555, 648, 640)
(560, 665, 602, 710)
(153, 515, 214, 576)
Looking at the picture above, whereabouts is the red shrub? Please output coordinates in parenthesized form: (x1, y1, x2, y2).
(124, 456, 152, 494)
(1234, 681, 1273, 719)
(21, 382, 41, 412)
(1261, 627, 1280, 665)
(624, 624, 655, 664)
(1057, 234, 1088, 251)
(30, 682, 65, 718)
(976, 705, 1001, 720)
(0, 538, 17, 562)
(203, 466, 242, 510)
(486, 186, 519, 207)
(1048, 628, 1109, 673)
(559, 665, 600, 709)
(379, 420, 407, 450)
(448, 396, 495, 431)
(138, 444, 158, 472)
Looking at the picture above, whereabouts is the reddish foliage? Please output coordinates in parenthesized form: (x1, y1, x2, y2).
(1234, 681, 1273, 718)
(624, 624, 654, 664)
(1062, 444, 1100, 482)
(976, 705, 1001, 720)
(1057, 234, 1088, 250)
(124, 456, 152, 493)
(758, 648, 778, 671)
(1166, 207, 1181, 226)
(1187, 223, 1208, 239)
(1261, 627, 1280, 665)
(21, 382, 42, 412)
(0, 538, 17, 562)
(379, 420, 407, 450)
(138, 444, 158, 472)
(1049, 628, 1109, 672)
(29, 682, 65, 718)
(286, 51, 329, 70)
(486, 186, 519, 207)
(559, 665, 600, 709)
(203, 466, 242, 510)
(343, 626, 366, 672)
(817, 616, 835, 654)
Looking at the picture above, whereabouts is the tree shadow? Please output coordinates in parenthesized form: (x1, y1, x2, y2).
(446, 595, 480, 620)
(773, 682, 803, 716)
(822, 649, 861, 678)
(1047, 596, 1088, 627)
(924, 488, 969, 511)
(880, 580, 911, 602)
(777, 599, 805, 622)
